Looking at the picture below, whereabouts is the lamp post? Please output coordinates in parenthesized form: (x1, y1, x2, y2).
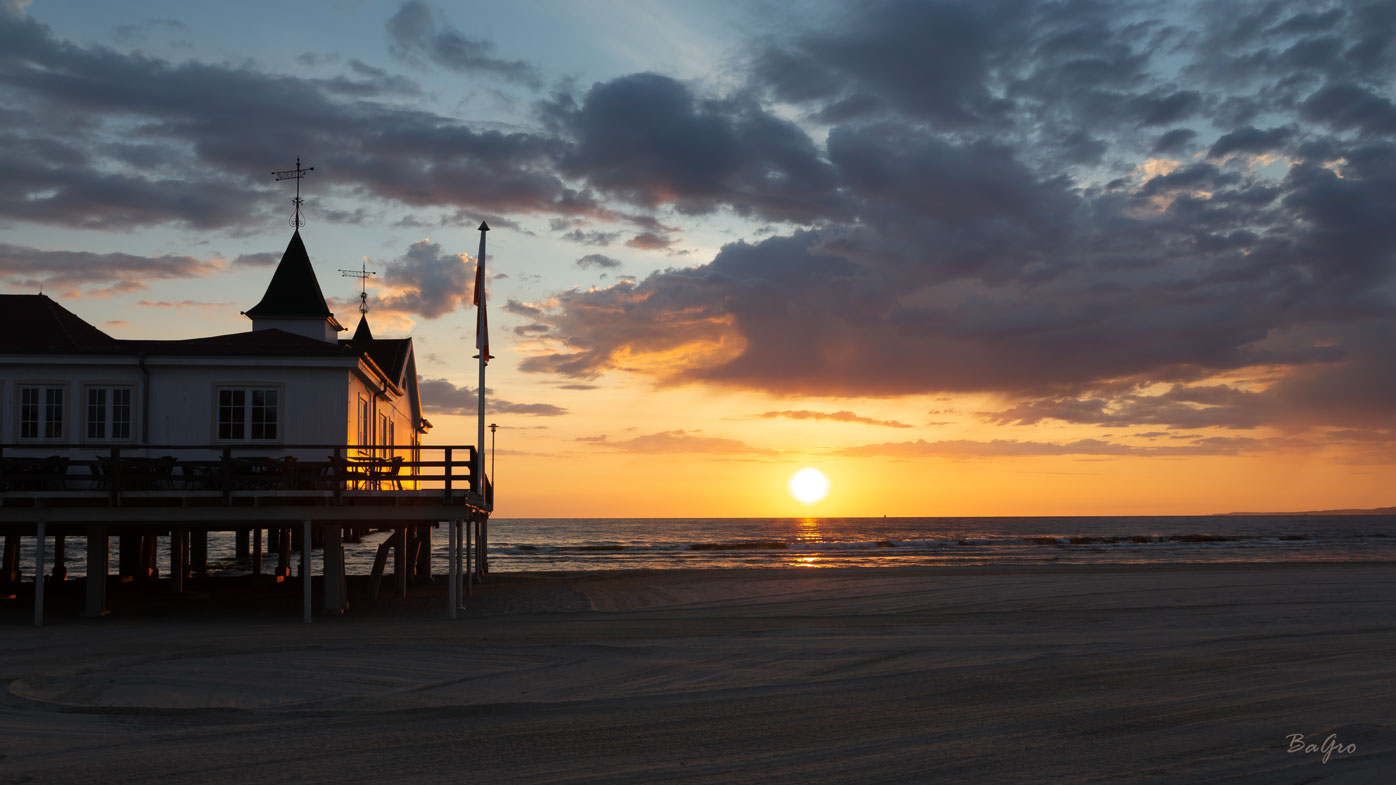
(488, 422, 498, 504)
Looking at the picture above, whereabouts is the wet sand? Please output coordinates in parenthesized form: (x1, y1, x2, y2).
(3, 564, 1395, 784)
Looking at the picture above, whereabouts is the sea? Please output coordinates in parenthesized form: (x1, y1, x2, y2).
(14, 515, 1396, 578)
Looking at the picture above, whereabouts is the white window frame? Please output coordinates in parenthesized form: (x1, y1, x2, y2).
(357, 395, 371, 448)
(84, 385, 135, 442)
(215, 386, 282, 442)
(17, 383, 67, 441)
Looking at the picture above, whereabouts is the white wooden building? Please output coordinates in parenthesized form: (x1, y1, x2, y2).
(0, 229, 429, 455)
(1, 229, 489, 625)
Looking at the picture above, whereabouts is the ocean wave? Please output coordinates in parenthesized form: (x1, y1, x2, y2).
(495, 532, 1389, 557)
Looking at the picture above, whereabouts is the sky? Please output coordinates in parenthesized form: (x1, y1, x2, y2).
(2, 0, 1394, 517)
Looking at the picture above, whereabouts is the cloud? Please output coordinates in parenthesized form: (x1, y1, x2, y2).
(3, 0, 1395, 447)
(758, 410, 912, 428)
(625, 232, 674, 251)
(375, 239, 471, 319)
(418, 378, 567, 416)
(562, 229, 622, 246)
(0, 244, 220, 296)
(386, 1, 539, 87)
(503, 298, 544, 318)
(137, 299, 232, 309)
(832, 436, 1265, 459)
(981, 384, 1274, 430)
(576, 253, 621, 270)
(0, 11, 586, 230)
(546, 72, 840, 220)
(517, 0, 1396, 443)
(578, 429, 775, 455)
(112, 18, 187, 43)
(232, 251, 279, 267)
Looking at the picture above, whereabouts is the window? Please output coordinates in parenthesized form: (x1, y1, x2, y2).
(379, 413, 389, 457)
(19, 385, 65, 440)
(357, 397, 371, 446)
(218, 387, 279, 441)
(86, 386, 133, 440)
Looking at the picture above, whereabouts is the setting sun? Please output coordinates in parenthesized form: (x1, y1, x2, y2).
(788, 468, 830, 504)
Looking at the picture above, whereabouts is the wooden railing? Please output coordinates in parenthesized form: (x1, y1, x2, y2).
(0, 443, 484, 505)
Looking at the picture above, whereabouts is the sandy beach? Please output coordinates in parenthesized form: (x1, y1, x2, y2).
(3, 564, 1394, 784)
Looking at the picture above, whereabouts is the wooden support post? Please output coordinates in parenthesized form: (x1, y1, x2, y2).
(276, 528, 292, 579)
(466, 516, 474, 596)
(140, 534, 159, 581)
(52, 534, 67, 581)
(414, 523, 433, 584)
(324, 525, 345, 614)
(302, 521, 312, 624)
(118, 534, 140, 579)
(190, 530, 207, 575)
(478, 517, 488, 579)
(84, 526, 108, 618)
(2, 534, 19, 585)
(448, 519, 457, 618)
(235, 529, 250, 559)
(170, 529, 185, 593)
(34, 522, 45, 627)
(395, 526, 407, 599)
(252, 528, 262, 576)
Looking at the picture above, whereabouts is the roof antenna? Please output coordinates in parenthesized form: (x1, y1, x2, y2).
(271, 156, 314, 228)
(339, 260, 377, 317)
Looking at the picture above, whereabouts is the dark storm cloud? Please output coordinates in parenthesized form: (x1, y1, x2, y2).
(3, 0, 1394, 441)
(0, 10, 583, 230)
(545, 72, 840, 220)
(752, 0, 1015, 127)
(519, 0, 1396, 442)
(385, 1, 539, 88)
(1207, 126, 1294, 159)
(1152, 128, 1198, 154)
(418, 378, 567, 417)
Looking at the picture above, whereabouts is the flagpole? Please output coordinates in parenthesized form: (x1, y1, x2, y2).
(475, 221, 490, 508)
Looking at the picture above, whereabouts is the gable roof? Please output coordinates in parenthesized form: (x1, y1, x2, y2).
(242, 230, 343, 329)
(341, 336, 411, 383)
(130, 329, 359, 358)
(0, 294, 120, 352)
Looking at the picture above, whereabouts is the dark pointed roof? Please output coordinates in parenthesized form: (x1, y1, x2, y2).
(0, 294, 120, 352)
(243, 230, 343, 329)
(352, 314, 374, 342)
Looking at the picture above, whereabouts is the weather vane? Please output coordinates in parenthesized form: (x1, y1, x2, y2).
(339, 260, 377, 316)
(271, 156, 314, 228)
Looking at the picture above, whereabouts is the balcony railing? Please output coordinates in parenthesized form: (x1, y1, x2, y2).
(0, 444, 489, 507)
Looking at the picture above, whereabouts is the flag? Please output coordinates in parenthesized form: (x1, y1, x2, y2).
(473, 227, 490, 364)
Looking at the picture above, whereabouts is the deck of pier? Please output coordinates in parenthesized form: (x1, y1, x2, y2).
(1, 443, 491, 624)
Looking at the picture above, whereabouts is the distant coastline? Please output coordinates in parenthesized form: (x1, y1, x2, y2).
(1217, 506, 1396, 516)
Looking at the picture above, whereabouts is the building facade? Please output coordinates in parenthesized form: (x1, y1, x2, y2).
(0, 230, 429, 457)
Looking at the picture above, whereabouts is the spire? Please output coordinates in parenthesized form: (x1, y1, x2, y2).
(242, 231, 345, 342)
(352, 314, 374, 342)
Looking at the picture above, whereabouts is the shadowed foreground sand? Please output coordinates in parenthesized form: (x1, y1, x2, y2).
(3, 564, 1394, 784)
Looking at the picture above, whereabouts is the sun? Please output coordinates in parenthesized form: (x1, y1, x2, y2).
(788, 467, 830, 504)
